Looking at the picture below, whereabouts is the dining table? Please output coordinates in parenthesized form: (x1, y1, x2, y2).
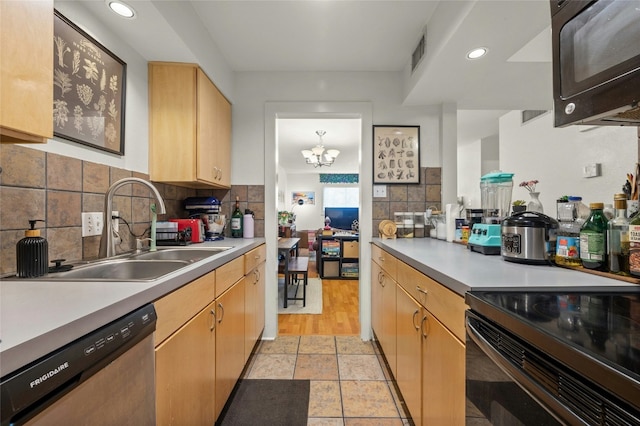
(277, 237, 300, 307)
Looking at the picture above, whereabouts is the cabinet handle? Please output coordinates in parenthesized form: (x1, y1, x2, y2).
(217, 302, 225, 323)
(412, 309, 420, 330)
(416, 286, 428, 295)
(217, 168, 222, 180)
(378, 256, 385, 262)
(210, 308, 216, 331)
(254, 269, 260, 284)
(378, 271, 385, 287)
(420, 315, 429, 339)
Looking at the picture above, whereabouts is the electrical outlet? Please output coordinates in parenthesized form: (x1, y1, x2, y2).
(81, 212, 103, 237)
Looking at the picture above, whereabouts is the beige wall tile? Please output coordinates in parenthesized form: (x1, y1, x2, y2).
(48, 227, 82, 263)
(47, 153, 81, 191)
(1, 230, 23, 275)
(83, 161, 109, 194)
(0, 187, 46, 230)
(0, 145, 46, 188)
(47, 191, 81, 227)
(388, 185, 407, 202)
(425, 167, 441, 185)
(132, 196, 151, 223)
(110, 167, 133, 196)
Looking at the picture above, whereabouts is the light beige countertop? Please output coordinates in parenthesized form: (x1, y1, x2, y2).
(0, 238, 264, 376)
(372, 238, 640, 296)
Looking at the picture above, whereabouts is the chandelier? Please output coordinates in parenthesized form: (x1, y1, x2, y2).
(301, 130, 340, 167)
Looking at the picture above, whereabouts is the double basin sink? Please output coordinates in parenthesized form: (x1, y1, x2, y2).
(38, 247, 232, 282)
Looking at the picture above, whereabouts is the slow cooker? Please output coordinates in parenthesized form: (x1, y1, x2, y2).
(501, 211, 559, 264)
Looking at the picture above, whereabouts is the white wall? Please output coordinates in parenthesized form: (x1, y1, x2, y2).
(26, 2, 150, 173)
(231, 72, 443, 185)
(500, 111, 637, 213)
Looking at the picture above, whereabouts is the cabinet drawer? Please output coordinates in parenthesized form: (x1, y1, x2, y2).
(244, 244, 266, 274)
(371, 245, 397, 279)
(216, 256, 244, 297)
(343, 241, 359, 258)
(397, 261, 466, 342)
(154, 271, 215, 346)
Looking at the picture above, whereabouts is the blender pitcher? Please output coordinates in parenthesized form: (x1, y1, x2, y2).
(480, 172, 514, 224)
(468, 171, 513, 255)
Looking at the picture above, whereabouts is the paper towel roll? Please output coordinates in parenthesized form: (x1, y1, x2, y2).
(445, 204, 456, 242)
(243, 214, 254, 238)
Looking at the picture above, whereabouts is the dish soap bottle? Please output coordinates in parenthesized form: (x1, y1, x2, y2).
(16, 219, 49, 278)
(231, 196, 243, 238)
(580, 203, 608, 271)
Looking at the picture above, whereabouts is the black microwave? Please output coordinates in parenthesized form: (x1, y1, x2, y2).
(551, 0, 640, 127)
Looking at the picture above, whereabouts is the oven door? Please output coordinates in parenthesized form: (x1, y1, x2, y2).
(466, 310, 563, 425)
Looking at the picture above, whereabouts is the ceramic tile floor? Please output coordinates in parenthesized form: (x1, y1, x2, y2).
(242, 335, 413, 425)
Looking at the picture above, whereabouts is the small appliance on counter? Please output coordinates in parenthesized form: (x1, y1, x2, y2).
(468, 171, 514, 255)
(170, 218, 205, 243)
(501, 211, 559, 265)
(184, 197, 224, 240)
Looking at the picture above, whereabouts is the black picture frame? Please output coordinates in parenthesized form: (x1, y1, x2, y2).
(53, 10, 126, 155)
(373, 125, 420, 184)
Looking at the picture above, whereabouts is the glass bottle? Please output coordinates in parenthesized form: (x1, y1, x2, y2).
(607, 194, 630, 275)
(580, 202, 608, 271)
(231, 196, 243, 238)
(628, 200, 640, 277)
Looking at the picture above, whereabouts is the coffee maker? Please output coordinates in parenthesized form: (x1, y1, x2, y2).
(467, 171, 513, 255)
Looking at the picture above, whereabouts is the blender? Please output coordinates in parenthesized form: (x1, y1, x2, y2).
(467, 171, 514, 254)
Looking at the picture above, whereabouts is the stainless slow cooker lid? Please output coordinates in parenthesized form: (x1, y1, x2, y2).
(502, 211, 559, 230)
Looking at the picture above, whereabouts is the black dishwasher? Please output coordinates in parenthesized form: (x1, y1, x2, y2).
(1, 304, 157, 426)
(466, 291, 640, 425)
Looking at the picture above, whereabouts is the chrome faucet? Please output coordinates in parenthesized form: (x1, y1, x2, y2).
(99, 177, 167, 258)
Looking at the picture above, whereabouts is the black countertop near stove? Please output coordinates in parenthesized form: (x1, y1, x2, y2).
(468, 291, 640, 383)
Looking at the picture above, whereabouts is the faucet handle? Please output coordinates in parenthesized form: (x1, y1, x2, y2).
(136, 237, 153, 252)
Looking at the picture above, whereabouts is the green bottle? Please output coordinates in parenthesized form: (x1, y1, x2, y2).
(231, 196, 243, 238)
(580, 202, 608, 271)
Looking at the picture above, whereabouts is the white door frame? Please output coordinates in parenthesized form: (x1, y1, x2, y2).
(263, 102, 373, 341)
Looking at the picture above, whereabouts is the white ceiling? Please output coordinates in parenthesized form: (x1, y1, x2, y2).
(73, 0, 553, 173)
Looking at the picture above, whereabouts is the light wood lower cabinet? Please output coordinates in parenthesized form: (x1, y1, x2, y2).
(421, 309, 465, 426)
(155, 300, 216, 425)
(214, 277, 246, 419)
(396, 285, 422, 422)
(371, 259, 397, 377)
(154, 244, 265, 423)
(371, 246, 466, 426)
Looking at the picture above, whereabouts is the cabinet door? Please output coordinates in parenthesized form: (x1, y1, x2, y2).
(156, 300, 216, 425)
(396, 285, 422, 424)
(421, 310, 465, 426)
(196, 68, 218, 184)
(244, 261, 265, 361)
(212, 83, 231, 187)
(371, 259, 397, 377)
(215, 280, 246, 419)
(0, 0, 53, 143)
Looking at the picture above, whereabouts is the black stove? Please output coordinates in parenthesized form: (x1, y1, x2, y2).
(466, 290, 640, 425)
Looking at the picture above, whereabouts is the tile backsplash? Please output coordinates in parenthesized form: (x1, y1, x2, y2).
(0, 145, 264, 275)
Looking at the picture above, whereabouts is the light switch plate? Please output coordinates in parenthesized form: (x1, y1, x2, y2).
(373, 185, 387, 198)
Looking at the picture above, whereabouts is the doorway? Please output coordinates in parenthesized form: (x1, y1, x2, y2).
(263, 102, 373, 341)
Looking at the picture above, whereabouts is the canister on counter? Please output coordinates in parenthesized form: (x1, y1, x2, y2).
(461, 225, 470, 242)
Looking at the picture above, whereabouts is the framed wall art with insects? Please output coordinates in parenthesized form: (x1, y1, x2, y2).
(373, 125, 420, 184)
(53, 10, 126, 155)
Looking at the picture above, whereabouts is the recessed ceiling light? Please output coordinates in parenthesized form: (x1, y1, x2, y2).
(466, 47, 488, 60)
(107, 0, 136, 19)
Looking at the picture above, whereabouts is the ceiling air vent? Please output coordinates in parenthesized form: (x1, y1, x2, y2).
(522, 110, 548, 124)
(412, 33, 426, 72)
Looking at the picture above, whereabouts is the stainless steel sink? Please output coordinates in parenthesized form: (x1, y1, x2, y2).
(45, 259, 190, 281)
(132, 247, 232, 262)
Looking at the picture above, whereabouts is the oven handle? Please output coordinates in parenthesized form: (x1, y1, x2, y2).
(466, 311, 582, 426)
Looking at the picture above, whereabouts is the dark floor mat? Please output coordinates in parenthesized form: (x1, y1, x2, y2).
(216, 379, 310, 426)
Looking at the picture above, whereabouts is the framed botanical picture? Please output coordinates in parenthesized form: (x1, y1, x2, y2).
(373, 125, 420, 184)
(53, 10, 126, 155)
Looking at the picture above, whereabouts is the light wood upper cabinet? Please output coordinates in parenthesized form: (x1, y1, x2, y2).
(148, 62, 231, 188)
(0, 0, 53, 143)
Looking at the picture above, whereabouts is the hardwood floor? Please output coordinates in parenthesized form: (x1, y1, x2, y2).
(278, 260, 360, 336)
